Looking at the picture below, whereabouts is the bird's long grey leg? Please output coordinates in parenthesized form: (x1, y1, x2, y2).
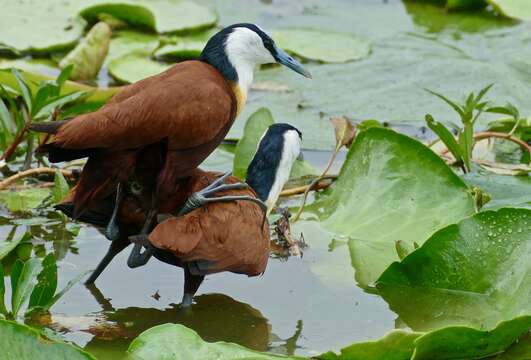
(86, 236, 130, 284)
(177, 171, 268, 217)
(181, 263, 204, 307)
(127, 203, 157, 268)
(105, 183, 125, 241)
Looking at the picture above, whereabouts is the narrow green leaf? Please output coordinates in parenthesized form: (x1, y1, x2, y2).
(425, 88, 464, 118)
(31, 82, 56, 117)
(35, 91, 85, 120)
(0, 264, 7, 316)
(52, 170, 70, 203)
(9, 260, 23, 315)
(44, 270, 91, 311)
(425, 114, 463, 164)
(11, 258, 42, 318)
(0, 231, 30, 260)
(0, 94, 14, 138)
(28, 254, 57, 311)
(11, 68, 32, 114)
(56, 64, 74, 89)
(475, 83, 494, 104)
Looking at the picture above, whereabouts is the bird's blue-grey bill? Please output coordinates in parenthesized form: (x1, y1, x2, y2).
(274, 47, 312, 78)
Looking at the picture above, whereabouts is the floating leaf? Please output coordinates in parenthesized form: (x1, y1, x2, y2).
(52, 171, 70, 204)
(154, 29, 215, 60)
(488, 0, 531, 21)
(272, 28, 371, 63)
(312, 128, 474, 287)
(128, 323, 300, 359)
(59, 22, 112, 81)
(463, 171, 531, 209)
(0, 320, 95, 359)
(0, 188, 51, 213)
(320, 330, 420, 360)
(106, 30, 160, 65)
(0, 0, 86, 53)
(377, 208, 531, 331)
(108, 52, 171, 84)
(80, 0, 218, 34)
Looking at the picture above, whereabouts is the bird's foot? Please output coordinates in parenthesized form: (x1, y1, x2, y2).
(127, 208, 156, 268)
(177, 171, 267, 216)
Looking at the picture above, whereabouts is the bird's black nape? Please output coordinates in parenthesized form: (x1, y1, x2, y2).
(199, 23, 277, 83)
(246, 123, 301, 202)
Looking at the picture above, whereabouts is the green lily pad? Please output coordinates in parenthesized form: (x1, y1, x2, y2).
(232, 107, 316, 180)
(312, 127, 474, 287)
(0, 0, 86, 53)
(80, 0, 218, 34)
(0, 188, 50, 213)
(319, 330, 421, 360)
(106, 30, 160, 65)
(128, 323, 301, 359)
(488, 0, 531, 21)
(0, 320, 94, 359)
(107, 51, 171, 84)
(154, 29, 215, 60)
(377, 208, 531, 331)
(272, 28, 371, 63)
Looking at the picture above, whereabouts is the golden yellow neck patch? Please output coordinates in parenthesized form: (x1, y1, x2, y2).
(230, 83, 247, 117)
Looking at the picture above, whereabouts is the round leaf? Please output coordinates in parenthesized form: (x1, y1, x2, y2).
(272, 28, 371, 63)
(488, 0, 531, 21)
(108, 52, 171, 84)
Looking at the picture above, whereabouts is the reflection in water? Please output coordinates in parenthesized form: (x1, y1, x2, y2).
(76, 285, 303, 359)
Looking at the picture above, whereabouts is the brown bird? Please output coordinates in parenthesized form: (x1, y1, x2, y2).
(30, 23, 310, 273)
(58, 124, 302, 306)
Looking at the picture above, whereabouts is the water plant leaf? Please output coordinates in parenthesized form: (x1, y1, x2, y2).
(377, 208, 531, 331)
(0, 188, 51, 213)
(446, 0, 487, 10)
(463, 171, 531, 209)
(313, 127, 474, 287)
(319, 330, 421, 360)
(59, 22, 112, 81)
(108, 52, 171, 84)
(425, 114, 463, 164)
(128, 323, 301, 359)
(12, 68, 33, 115)
(106, 30, 160, 66)
(0, 232, 30, 261)
(52, 170, 70, 204)
(0, 319, 95, 359)
(45, 269, 91, 311)
(272, 28, 371, 63)
(11, 258, 42, 318)
(0, 0, 85, 53)
(488, 0, 531, 21)
(0, 264, 6, 316)
(330, 116, 356, 150)
(80, 0, 218, 34)
(28, 254, 57, 311)
(154, 29, 215, 60)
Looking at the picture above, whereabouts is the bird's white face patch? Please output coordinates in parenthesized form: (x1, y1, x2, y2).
(265, 129, 301, 213)
(225, 27, 275, 97)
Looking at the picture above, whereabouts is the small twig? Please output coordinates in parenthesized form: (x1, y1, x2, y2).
(280, 177, 335, 197)
(0, 167, 75, 190)
(292, 147, 340, 222)
(473, 131, 531, 154)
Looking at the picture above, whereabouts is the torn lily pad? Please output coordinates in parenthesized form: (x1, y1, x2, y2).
(108, 51, 170, 83)
(80, 0, 218, 34)
(272, 28, 371, 63)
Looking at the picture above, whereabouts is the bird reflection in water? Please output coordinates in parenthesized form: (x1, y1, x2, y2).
(74, 285, 304, 357)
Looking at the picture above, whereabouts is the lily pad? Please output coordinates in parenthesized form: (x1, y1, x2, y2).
(154, 29, 215, 60)
(312, 127, 475, 287)
(0, 320, 94, 359)
(0, 188, 50, 213)
(107, 52, 171, 84)
(320, 330, 421, 360)
(272, 28, 371, 63)
(488, 0, 531, 21)
(106, 30, 160, 65)
(377, 208, 531, 331)
(128, 323, 300, 359)
(80, 0, 218, 34)
(0, 0, 85, 53)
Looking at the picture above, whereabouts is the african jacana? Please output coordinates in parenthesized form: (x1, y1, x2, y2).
(31, 23, 311, 265)
(58, 124, 302, 306)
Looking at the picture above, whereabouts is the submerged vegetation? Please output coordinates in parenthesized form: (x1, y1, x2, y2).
(0, 0, 530, 359)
